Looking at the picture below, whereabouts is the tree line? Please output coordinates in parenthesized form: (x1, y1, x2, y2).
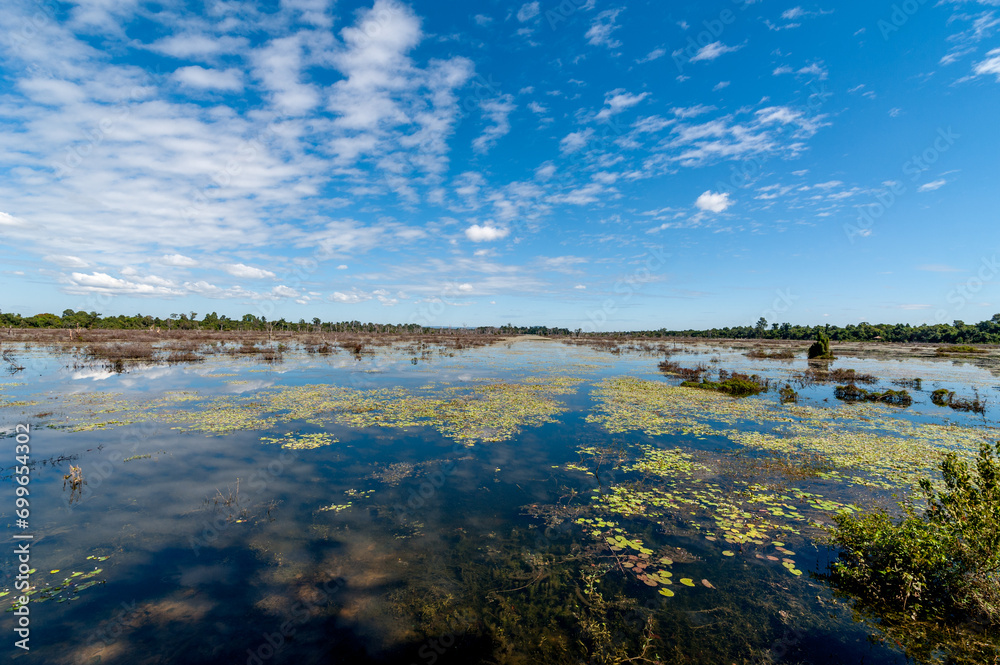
(0, 309, 573, 336)
(3, 308, 1000, 343)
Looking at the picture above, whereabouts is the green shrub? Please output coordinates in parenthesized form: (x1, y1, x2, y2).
(680, 370, 769, 397)
(828, 442, 1000, 624)
(808, 329, 834, 360)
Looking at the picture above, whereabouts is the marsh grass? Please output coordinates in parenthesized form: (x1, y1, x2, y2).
(937, 345, 989, 356)
(745, 347, 795, 360)
(932, 389, 986, 415)
(834, 385, 913, 406)
(657, 359, 706, 380)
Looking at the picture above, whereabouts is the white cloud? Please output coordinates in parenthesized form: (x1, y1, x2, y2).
(688, 41, 743, 63)
(160, 254, 199, 267)
(272, 285, 299, 298)
(330, 290, 374, 304)
(336, 264, 349, 270)
(68, 271, 181, 296)
(782, 7, 806, 20)
(586, 9, 623, 49)
(253, 34, 320, 115)
(672, 104, 716, 119)
(713, 81, 731, 90)
(637, 48, 666, 63)
(465, 224, 509, 242)
(974, 48, 1000, 80)
(560, 128, 594, 154)
(0, 212, 28, 227)
(517, 2, 540, 22)
(595, 89, 649, 121)
(472, 95, 516, 154)
(695, 191, 733, 213)
(225, 263, 276, 279)
(918, 179, 947, 192)
(147, 33, 249, 59)
(574, 284, 586, 289)
(173, 66, 243, 92)
(44, 255, 88, 268)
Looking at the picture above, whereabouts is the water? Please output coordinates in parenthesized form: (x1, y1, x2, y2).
(2, 338, 998, 664)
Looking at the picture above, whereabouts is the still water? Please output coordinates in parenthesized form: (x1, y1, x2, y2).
(2, 338, 998, 664)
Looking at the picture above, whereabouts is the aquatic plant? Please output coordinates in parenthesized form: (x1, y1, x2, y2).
(931, 389, 986, 414)
(745, 347, 795, 360)
(779, 384, 798, 403)
(936, 345, 988, 355)
(835, 385, 912, 407)
(681, 370, 769, 397)
(657, 359, 706, 379)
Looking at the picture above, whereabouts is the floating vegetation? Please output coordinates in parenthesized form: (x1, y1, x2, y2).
(779, 384, 798, 403)
(317, 502, 352, 513)
(36, 375, 585, 446)
(260, 431, 339, 450)
(586, 376, 994, 488)
(3, 555, 111, 612)
(834, 385, 913, 406)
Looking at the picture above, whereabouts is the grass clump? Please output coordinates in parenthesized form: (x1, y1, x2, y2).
(932, 389, 986, 414)
(745, 347, 795, 360)
(893, 378, 923, 390)
(937, 345, 988, 355)
(828, 442, 1000, 624)
(657, 359, 706, 380)
(779, 384, 798, 403)
(681, 370, 770, 397)
(829, 367, 878, 384)
(835, 385, 912, 406)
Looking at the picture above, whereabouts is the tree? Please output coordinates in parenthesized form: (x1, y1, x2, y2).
(754, 317, 767, 338)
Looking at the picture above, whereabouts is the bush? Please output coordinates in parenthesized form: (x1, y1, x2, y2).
(681, 370, 770, 397)
(808, 330, 834, 360)
(828, 442, 1000, 623)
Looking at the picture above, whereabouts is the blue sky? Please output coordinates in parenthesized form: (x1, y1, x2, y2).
(0, 0, 998, 331)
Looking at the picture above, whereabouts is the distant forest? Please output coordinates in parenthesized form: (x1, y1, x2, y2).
(2, 309, 1000, 344)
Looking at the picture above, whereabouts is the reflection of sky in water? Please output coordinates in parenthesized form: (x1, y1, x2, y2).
(0, 341, 994, 663)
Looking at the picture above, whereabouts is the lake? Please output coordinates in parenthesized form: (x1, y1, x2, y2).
(2, 337, 998, 664)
